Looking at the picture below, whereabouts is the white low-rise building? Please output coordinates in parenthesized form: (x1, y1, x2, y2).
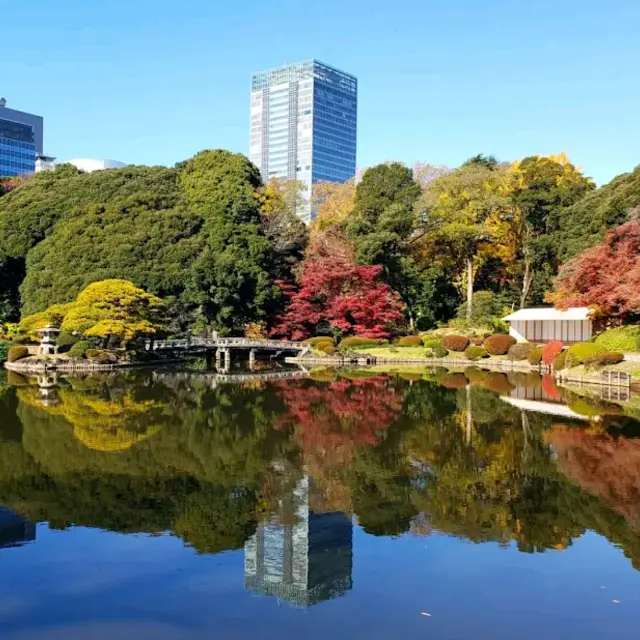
(503, 307, 592, 344)
(68, 158, 127, 173)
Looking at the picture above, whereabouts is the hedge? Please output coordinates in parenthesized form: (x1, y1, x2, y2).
(507, 343, 533, 361)
(528, 346, 543, 364)
(423, 337, 443, 349)
(595, 325, 640, 352)
(340, 336, 379, 348)
(464, 345, 489, 361)
(398, 335, 423, 347)
(542, 340, 563, 365)
(7, 346, 29, 363)
(565, 342, 604, 368)
(442, 335, 470, 352)
(483, 334, 516, 355)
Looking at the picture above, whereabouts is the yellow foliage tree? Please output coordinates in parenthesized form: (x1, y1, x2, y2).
(311, 179, 356, 230)
(18, 303, 74, 342)
(61, 280, 168, 346)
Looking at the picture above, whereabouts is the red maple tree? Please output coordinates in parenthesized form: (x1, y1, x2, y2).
(549, 221, 640, 321)
(271, 256, 405, 340)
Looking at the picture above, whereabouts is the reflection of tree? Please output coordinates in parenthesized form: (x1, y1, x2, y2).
(546, 425, 640, 530)
(0, 371, 639, 570)
(275, 377, 404, 516)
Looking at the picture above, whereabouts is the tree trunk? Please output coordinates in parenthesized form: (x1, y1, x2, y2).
(466, 258, 474, 321)
(520, 259, 533, 309)
(466, 384, 472, 445)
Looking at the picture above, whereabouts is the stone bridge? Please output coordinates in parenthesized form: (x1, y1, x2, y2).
(149, 337, 311, 366)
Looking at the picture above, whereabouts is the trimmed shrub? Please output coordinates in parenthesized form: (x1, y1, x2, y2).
(306, 336, 335, 346)
(507, 343, 533, 361)
(542, 340, 563, 365)
(68, 340, 91, 359)
(442, 335, 470, 352)
(553, 350, 567, 371)
(471, 337, 484, 346)
(528, 346, 543, 364)
(423, 337, 443, 349)
(442, 372, 468, 389)
(484, 372, 515, 394)
(0, 342, 9, 363)
(483, 334, 516, 356)
(464, 345, 489, 361)
(56, 331, 78, 349)
(425, 346, 448, 358)
(11, 334, 29, 345)
(85, 349, 115, 363)
(594, 325, 640, 353)
(339, 336, 379, 348)
(588, 352, 625, 368)
(565, 342, 604, 368)
(322, 345, 337, 356)
(398, 335, 423, 347)
(7, 346, 29, 363)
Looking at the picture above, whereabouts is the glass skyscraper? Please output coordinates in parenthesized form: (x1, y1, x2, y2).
(0, 100, 43, 177)
(250, 60, 357, 223)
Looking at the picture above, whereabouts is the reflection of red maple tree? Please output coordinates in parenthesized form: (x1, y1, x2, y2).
(274, 377, 403, 513)
(276, 377, 402, 449)
(546, 425, 640, 529)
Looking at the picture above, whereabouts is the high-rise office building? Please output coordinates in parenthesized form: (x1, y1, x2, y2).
(244, 476, 353, 607)
(0, 99, 43, 177)
(250, 60, 357, 223)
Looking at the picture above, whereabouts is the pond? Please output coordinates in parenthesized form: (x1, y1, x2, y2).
(0, 365, 639, 639)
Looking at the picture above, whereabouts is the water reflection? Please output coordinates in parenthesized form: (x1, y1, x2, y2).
(0, 366, 639, 582)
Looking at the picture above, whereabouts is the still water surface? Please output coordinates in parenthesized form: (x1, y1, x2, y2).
(0, 366, 640, 639)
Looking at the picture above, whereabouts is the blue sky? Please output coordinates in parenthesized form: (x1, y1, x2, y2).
(3, 0, 639, 184)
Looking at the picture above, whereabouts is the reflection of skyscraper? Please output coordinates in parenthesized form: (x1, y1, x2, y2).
(0, 507, 35, 549)
(244, 476, 353, 607)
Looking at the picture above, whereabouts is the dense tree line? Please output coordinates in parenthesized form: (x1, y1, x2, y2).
(1, 151, 638, 335)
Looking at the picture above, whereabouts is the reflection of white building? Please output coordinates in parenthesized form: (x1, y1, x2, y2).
(244, 476, 352, 607)
(68, 158, 127, 173)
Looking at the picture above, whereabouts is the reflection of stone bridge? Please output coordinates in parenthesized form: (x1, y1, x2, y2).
(150, 337, 310, 367)
(153, 368, 309, 389)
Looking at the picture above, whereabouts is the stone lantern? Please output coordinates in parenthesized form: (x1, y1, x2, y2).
(37, 325, 60, 356)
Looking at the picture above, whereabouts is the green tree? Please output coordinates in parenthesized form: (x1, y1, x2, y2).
(554, 163, 640, 262)
(509, 154, 594, 306)
(180, 150, 276, 332)
(346, 162, 421, 326)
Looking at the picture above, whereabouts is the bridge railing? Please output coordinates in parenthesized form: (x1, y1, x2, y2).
(148, 337, 309, 351)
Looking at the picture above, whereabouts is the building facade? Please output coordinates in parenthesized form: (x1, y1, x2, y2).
(0, 100, 43, 177)
(250, 60, 357, 222)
